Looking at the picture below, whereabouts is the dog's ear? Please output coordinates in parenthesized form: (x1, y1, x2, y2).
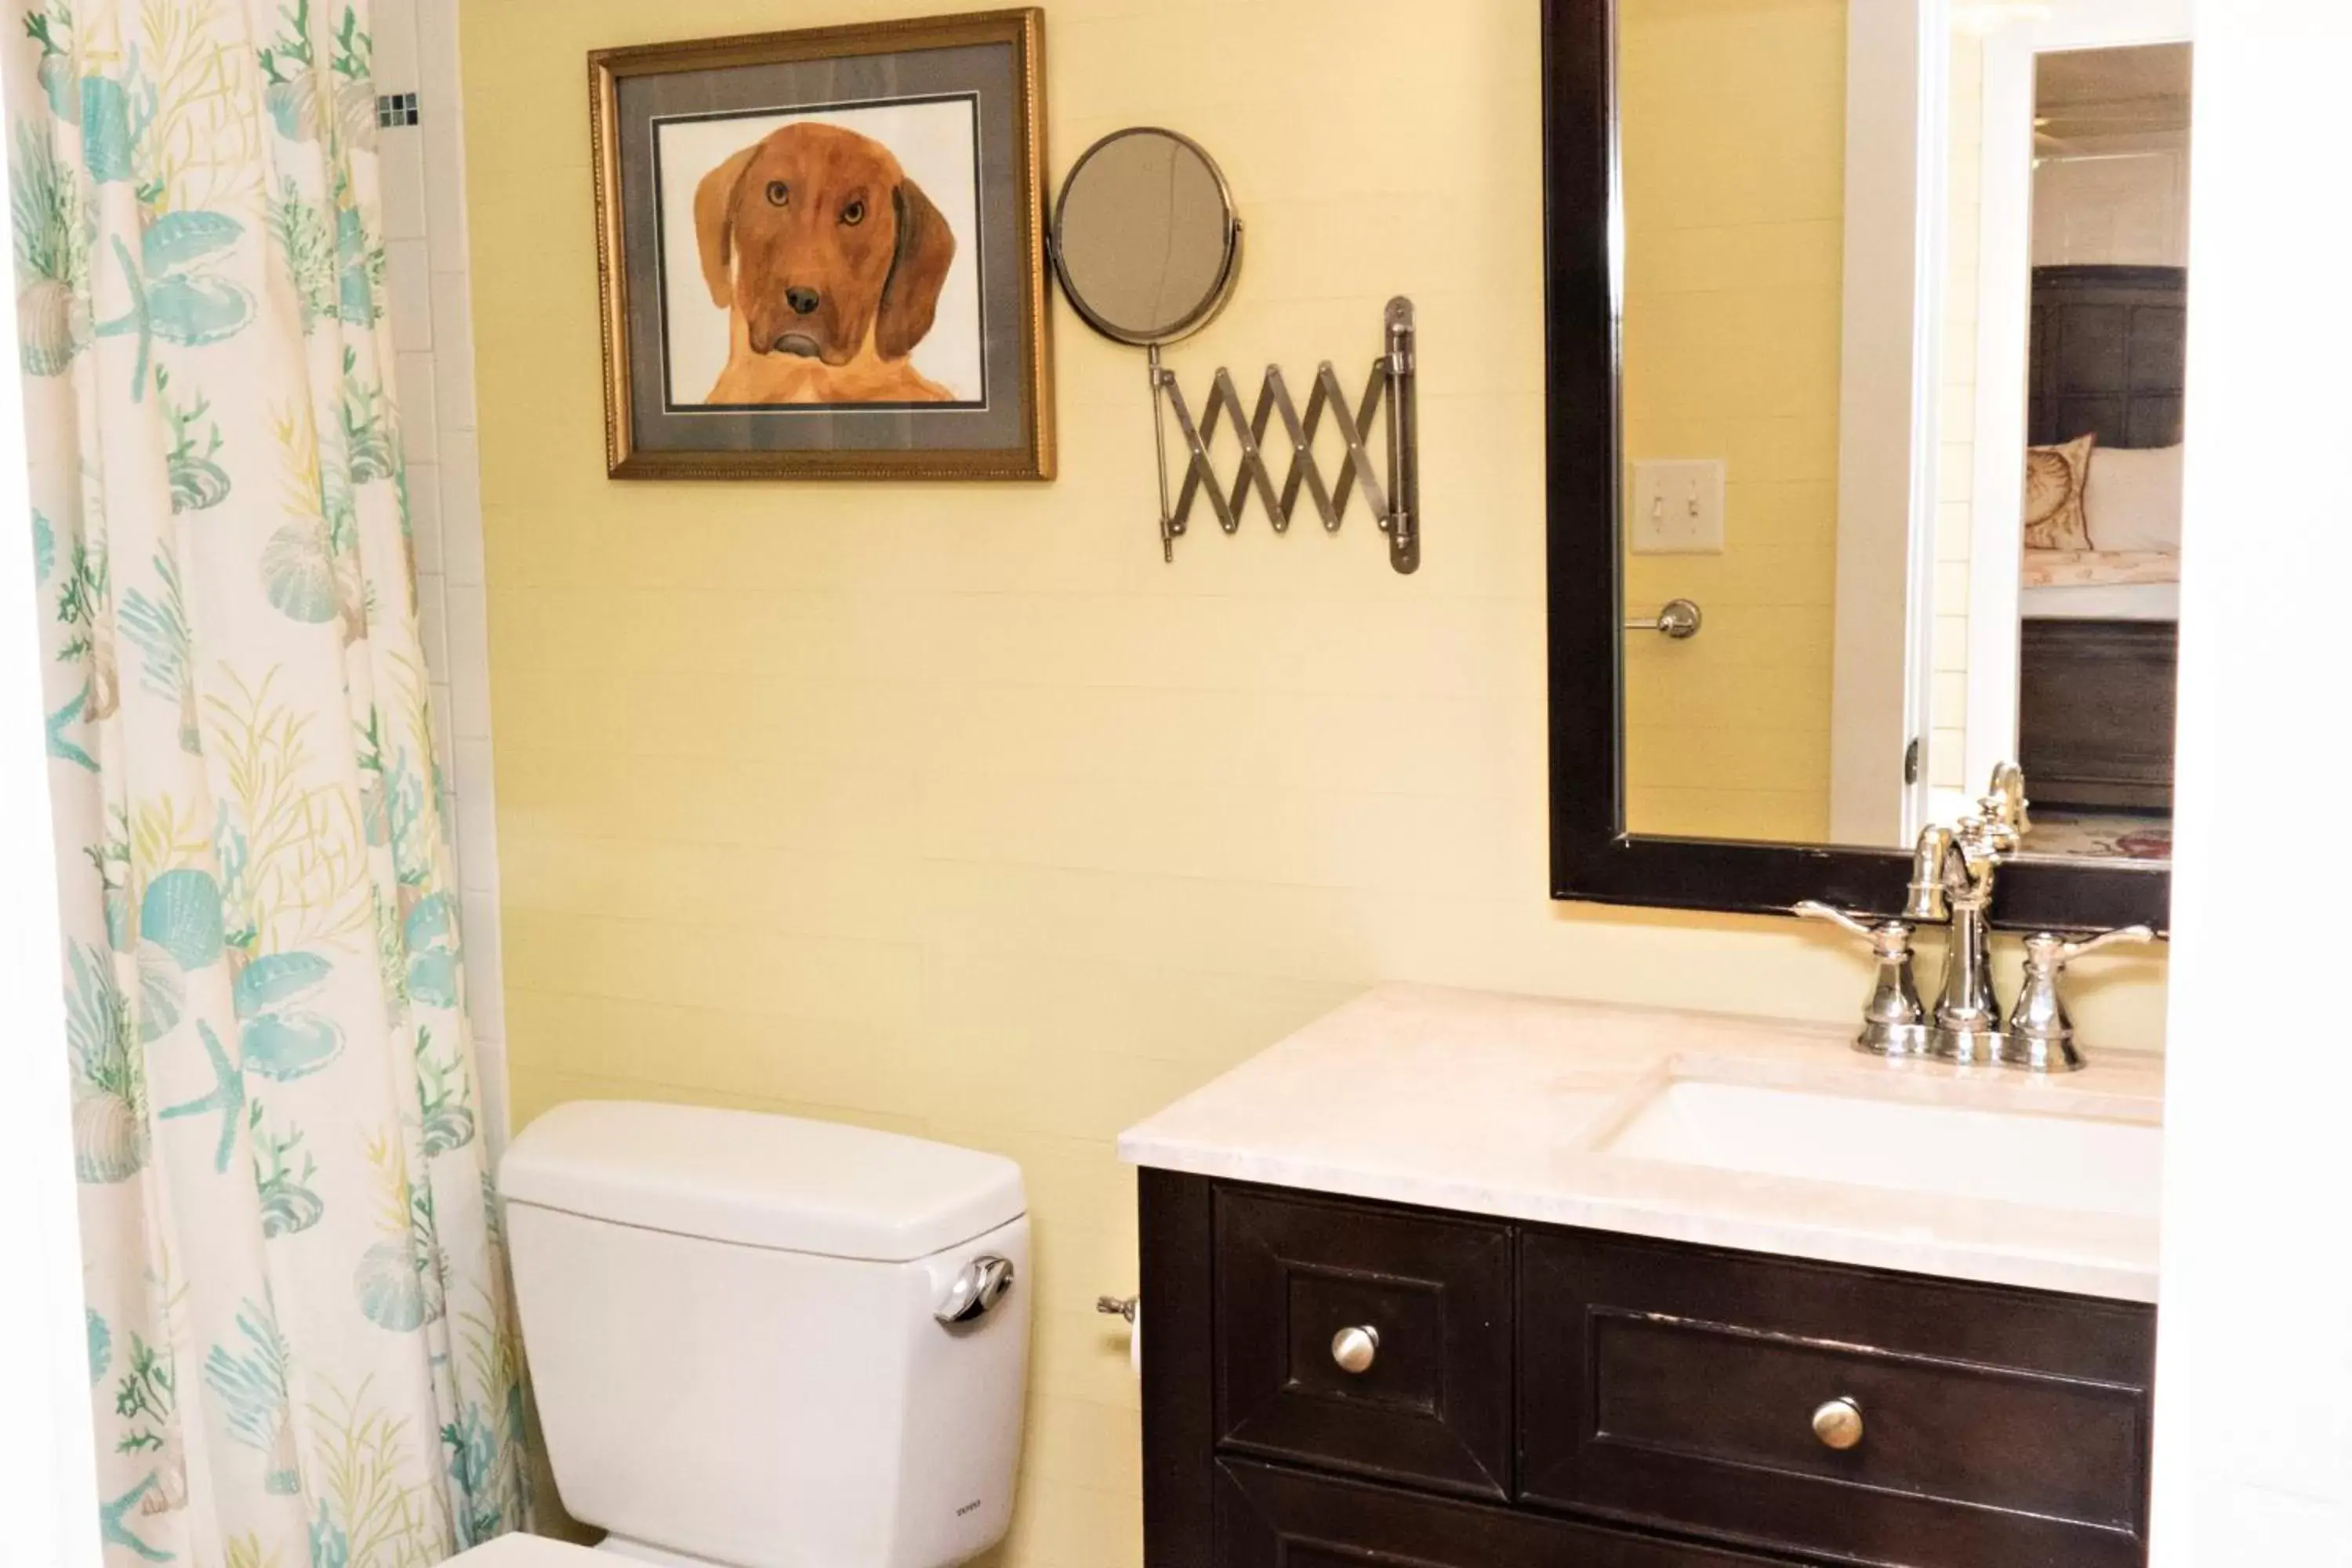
(876, 176, 956, 361)
(695, 146, 760, 310)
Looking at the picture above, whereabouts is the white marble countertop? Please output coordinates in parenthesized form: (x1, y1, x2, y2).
(1117, 984, 2165, 1301)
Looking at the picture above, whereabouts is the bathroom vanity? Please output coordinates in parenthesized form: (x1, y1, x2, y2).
(1119, 987, 2162, 1568)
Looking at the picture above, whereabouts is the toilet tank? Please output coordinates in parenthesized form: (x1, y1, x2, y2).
(499, 1102, 1030, 1568)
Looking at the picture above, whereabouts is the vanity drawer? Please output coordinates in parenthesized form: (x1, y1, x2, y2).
(1216, 1458, 1783, 1568)
(1213, 1188, 1512, 1498)
(1520, 1230, 2156, 1568)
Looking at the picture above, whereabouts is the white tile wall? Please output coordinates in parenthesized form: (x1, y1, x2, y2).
(373, 0, 510, 1156)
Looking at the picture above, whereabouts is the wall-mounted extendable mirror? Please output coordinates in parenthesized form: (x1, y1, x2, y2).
(1051, 127, 1423, 572)
(1051, 127, 1242, 347)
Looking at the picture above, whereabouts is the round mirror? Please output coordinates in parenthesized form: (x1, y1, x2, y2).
(1051, 128, 1240, 347)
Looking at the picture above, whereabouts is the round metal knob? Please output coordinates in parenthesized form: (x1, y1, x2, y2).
(1330, 1325, 1381, 1375)
(1811, 1396, 1864, 1451)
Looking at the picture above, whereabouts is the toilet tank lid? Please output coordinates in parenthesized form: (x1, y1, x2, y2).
(497, 1102, 1025, 1262)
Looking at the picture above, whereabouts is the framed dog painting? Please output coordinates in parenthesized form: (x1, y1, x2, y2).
(590, 9, 1052, 479)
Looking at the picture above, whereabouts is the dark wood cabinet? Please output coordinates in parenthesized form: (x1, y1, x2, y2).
(1520, 1229, 2154, 1567)
(1214, 1188, 1513, 1499)
(1214, 1459, 1783, 1568)
(1141, 1169, 2158, 1568)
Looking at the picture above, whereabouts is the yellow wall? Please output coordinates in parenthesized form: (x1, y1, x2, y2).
(458, 2, 2168, 1564)
(1620, 0, 1847, 842)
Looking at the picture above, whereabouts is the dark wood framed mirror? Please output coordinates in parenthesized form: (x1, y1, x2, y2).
(1541, 0, 2172, 934)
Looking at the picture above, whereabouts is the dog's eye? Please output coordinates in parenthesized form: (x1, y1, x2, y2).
(840, 198, 866, 227)
(764, 180, 789, 207)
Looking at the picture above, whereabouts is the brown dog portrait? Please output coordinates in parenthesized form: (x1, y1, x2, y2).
(694, 122, 960, 405)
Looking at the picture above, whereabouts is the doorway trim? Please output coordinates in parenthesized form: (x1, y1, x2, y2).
(1961, 0, 2195, 792)
(1828, 0, 1949, 848)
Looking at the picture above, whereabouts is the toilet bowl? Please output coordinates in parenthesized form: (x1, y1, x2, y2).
(452, 1101, 1030, 1568)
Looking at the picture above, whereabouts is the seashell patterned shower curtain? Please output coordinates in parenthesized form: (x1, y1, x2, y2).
(5, 2, 528, 1563)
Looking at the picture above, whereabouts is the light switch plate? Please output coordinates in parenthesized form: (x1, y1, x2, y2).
(1629, 459, 1726, 554)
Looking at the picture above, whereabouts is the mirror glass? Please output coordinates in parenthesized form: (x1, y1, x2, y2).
(1615, 0, 2190, 865)
(1052, 128, 1239, 345)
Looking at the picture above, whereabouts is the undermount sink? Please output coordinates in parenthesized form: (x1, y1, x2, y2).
(1596, 1075, 2162, 1220)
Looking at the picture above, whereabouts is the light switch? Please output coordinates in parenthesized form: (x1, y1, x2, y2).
(1629, 459, 1726, 554)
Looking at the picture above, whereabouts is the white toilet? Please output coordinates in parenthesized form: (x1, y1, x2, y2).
(459, 1100, 1031, 1568)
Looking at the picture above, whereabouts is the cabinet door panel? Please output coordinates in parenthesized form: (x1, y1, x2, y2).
(1215, 1189, 1512, 1498)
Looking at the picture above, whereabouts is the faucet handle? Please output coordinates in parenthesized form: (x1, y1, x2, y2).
(2027, 924, 2156, 972)
(1793, 901, 1910, 954)
(1794, 903, 1929, 1058)
(2002, 924, 2156, 1073)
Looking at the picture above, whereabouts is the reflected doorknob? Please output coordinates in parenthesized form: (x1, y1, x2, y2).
(1624, 598, 1702, 639)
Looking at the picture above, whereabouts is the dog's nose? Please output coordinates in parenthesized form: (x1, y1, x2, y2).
(785, 286, 820, 317)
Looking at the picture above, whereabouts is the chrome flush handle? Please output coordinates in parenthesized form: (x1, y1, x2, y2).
(936, 1254, 1017, 1325)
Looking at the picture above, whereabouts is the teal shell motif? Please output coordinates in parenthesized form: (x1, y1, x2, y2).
(135, 868, 227, 1047)
(234, 950, 346, 1081)
(403, 891, 459, 1009)
(260, 521, 339, 622)
(354, 1236, 439, 1332)
(75, 74, 130, 185)
(140, 867, 226, 970)
(133, 941, 181, 1044)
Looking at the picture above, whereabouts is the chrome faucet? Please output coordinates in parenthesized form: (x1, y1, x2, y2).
(1911, 763, 2031, 1064)
(1798, 763, 2157, 1071)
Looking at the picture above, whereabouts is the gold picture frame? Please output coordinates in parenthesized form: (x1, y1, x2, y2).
(589, 9, 1053, 480)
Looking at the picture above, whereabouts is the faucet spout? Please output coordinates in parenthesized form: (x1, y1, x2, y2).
(1984, 760, 2031, 839)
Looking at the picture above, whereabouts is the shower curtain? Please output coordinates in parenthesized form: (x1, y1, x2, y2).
(6, 2, 528, 1563)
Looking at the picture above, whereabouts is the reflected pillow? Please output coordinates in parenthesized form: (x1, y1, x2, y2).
(2084, 444, 2184, 554)
(2023, 434, 2096, 550)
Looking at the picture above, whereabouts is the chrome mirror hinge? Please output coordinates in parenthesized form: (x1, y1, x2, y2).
(1147, 298, 1420, 575)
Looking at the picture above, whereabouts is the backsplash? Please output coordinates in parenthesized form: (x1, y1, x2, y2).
(456, 2, 2169, 1563)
